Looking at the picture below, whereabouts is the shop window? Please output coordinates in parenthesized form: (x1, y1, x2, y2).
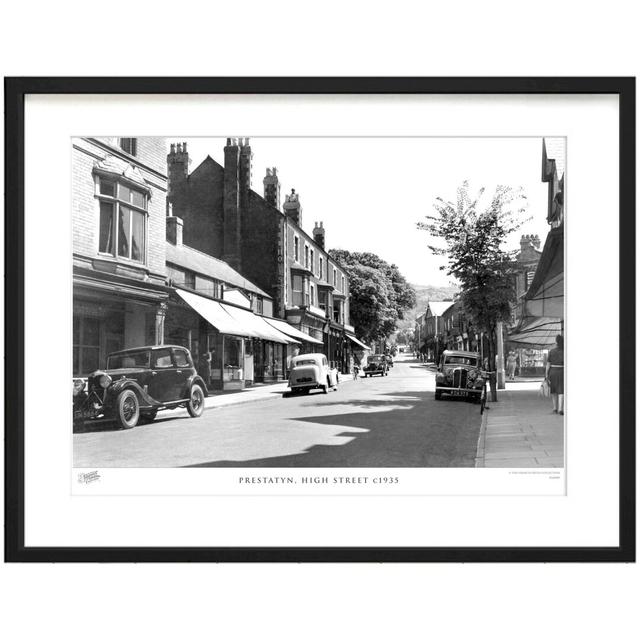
(223, 336, 244, 381)
(73, 315, 100, 375)
(119, 138, 137, 156)
(97, 177, 147, 264)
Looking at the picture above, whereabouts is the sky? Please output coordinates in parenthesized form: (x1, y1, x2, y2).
(169, 137, 555, 287)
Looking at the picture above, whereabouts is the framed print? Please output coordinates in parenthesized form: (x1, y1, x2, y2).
(4, 77, 635, 562)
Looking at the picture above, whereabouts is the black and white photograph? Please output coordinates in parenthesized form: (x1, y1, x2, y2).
(7, 77, 632, 562)
(72, 135, 565, 472)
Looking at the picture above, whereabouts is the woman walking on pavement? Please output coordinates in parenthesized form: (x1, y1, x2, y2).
(545, 334, 564, 415)
(506, 350, 518, 380)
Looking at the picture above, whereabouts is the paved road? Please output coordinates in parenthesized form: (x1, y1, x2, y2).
(73, 355, 483, 468)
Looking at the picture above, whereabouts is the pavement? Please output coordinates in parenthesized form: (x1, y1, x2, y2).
(475, 379, 565, 468)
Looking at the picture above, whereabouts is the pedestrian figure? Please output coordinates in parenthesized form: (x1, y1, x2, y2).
(545, 334, 564, 415)
(353, 363, 360, 380)
(506, 350, 517, 380)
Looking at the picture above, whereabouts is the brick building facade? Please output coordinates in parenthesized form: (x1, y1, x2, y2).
(72, 137, 169, 375)
(167, 138, 358, 372)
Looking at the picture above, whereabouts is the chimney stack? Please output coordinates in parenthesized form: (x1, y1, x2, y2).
(313, 221, 325, 249)
(263, 167, 281, 210)
(223, 137, 242, 270)
(167, 141, 189, 213)
(239, 137, 252, 194)
(283, 188, 302, 227)
(166, 215, 184, 246)
(532, 234, 541, 249)
(520, 234, 533, 250)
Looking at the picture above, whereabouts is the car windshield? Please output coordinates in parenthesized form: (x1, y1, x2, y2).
(107, 351, 150, 369)
(445, 356, 477, 366)
(293, 359, 318, 367)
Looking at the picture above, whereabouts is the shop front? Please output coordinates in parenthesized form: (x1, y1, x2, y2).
(73, 268, 168, 376)
(345, 333, 370, 369)
(264, 316, 324, 378)
(169, 288, 296, 391)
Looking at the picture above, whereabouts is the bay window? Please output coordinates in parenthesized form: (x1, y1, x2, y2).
(97, 177, 147, 264)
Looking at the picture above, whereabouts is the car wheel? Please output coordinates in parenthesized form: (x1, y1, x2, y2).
(116, 389, 140, 429)
(323, 379, 329, 394)
(186, 384, 205, 417)
(139, 409, 158, 424)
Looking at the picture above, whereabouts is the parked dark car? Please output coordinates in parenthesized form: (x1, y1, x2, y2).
(73, 345, 208, 429)
(363, 354, 389, 377)
(435, 350, 486, 403)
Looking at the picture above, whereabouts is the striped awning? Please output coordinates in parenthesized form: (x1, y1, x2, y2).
(175, 289, 294, 344)
(264, 317, 324, 345)
(508, 316, 563, 348)
(345, 333, 370, 351)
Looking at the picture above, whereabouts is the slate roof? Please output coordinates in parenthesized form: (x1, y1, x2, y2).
(166, 242, 271, 298)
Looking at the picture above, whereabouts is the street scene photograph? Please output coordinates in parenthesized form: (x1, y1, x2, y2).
(72, 135, 565, 469)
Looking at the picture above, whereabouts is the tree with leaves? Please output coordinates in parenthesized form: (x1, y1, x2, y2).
(418, 181, 528, 398)
(329, 249, 416, 345)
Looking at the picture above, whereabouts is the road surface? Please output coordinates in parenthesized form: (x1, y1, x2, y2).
(73, 355, 483, 467)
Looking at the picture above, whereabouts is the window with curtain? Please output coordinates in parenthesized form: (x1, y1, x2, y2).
(97, 176, 147, 264)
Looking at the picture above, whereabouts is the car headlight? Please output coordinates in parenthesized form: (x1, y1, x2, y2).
(97, 373, 112, 389)
(73, 379, 85, 396)
(467, 369, 477, 381)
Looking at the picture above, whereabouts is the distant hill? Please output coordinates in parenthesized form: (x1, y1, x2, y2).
(396, 283, 459, 331)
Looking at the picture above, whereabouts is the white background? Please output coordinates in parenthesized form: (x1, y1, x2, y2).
(29, 95, 605, 545)
(1, 2, 638, 640)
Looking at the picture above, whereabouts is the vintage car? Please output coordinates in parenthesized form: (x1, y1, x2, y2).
(287, 353, 339, 395)
(435, 350, 487, 402)
(363, 354, 388, 377)
(73, 345, 208, 429)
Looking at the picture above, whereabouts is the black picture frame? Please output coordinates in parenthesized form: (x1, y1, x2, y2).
(4, 77, 635, 563)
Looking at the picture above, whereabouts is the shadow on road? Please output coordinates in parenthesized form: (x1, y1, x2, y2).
(185, 391, 481, 468)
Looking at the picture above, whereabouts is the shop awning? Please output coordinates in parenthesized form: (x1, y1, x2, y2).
(222, 304, 294, 344)
(176, 289, 292, 343)
(176, 289, 252, 337)
(264, 317, 324, 345)
(345, 333, 370, 351)
(524, 225, 564, 318)
(508, 316, 563, 348)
